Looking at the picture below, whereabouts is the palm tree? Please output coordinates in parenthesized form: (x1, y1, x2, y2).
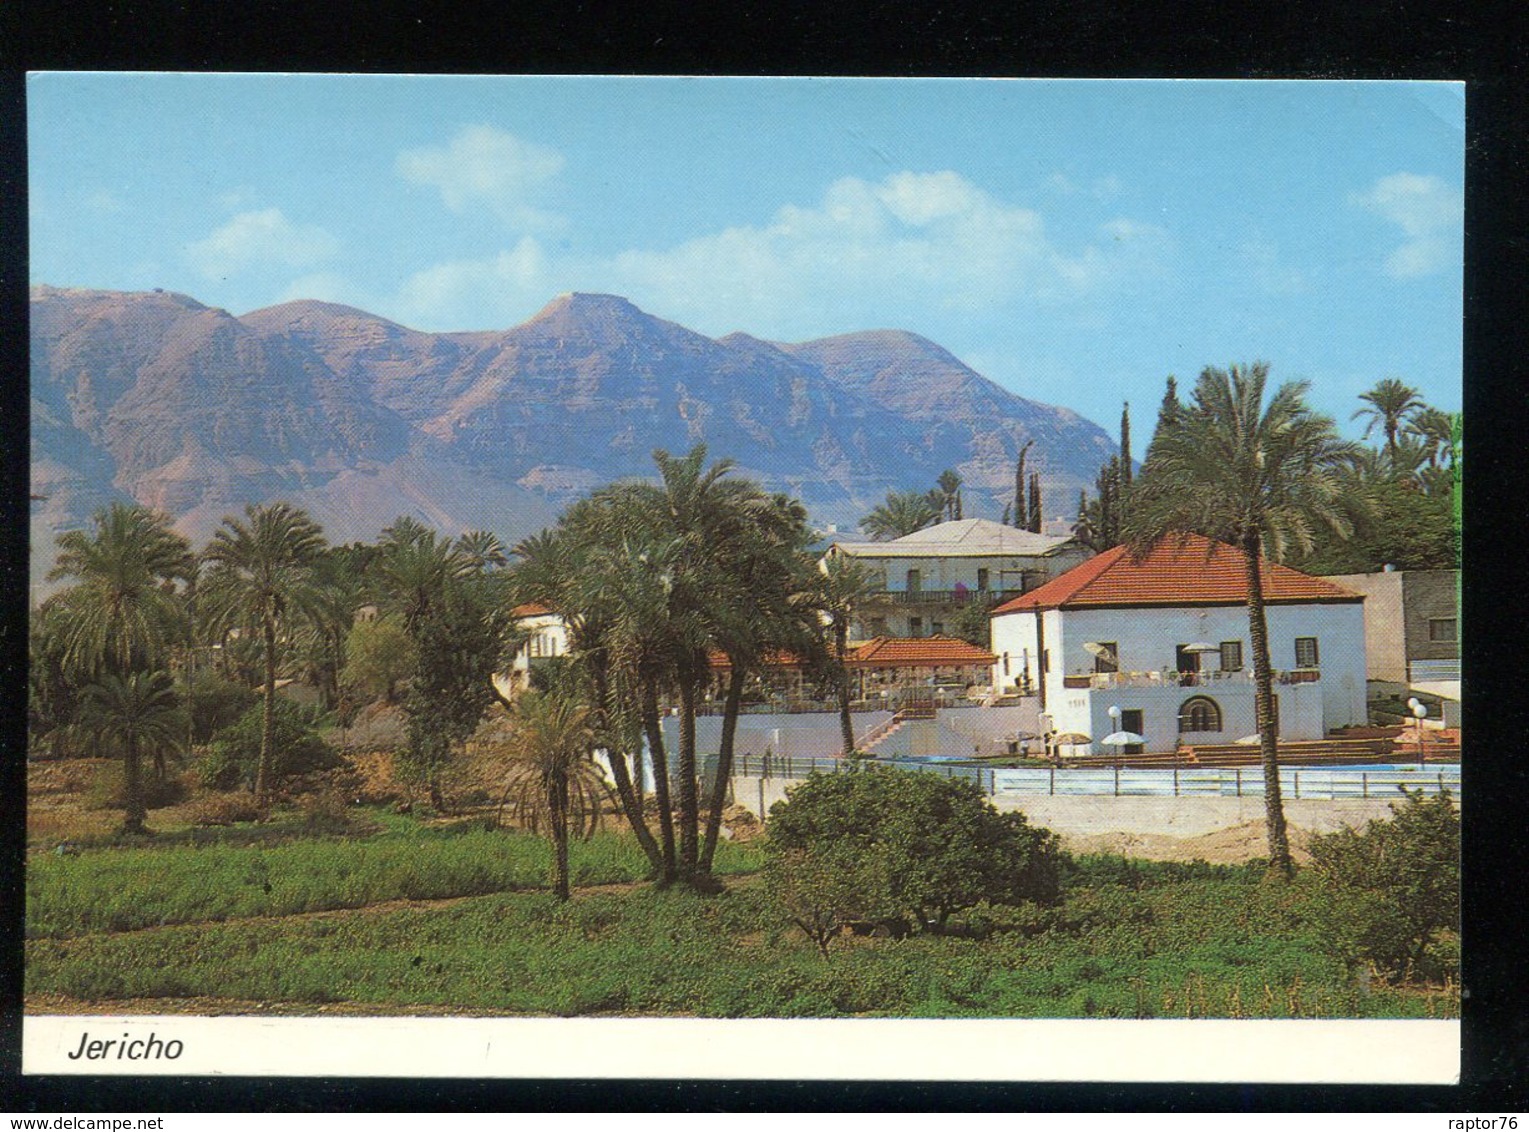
(1407, 407, 1457, 470)
(455, 529, 509, 572)
(1127, 363, 1361, 878)
(860, 489, 940, 541)
(495, 691, 608, 901)
(47, 502, 193, 679)
(936, 469, 963, 521)
(77, 672, 183, 835)
(818, 554, 876, 757)
(201, 503, 327, 801)
(1353, 379, 1425, 456)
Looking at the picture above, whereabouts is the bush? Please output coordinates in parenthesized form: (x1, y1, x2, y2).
(1306, 789, 1460, 981)
(766, 767, 1061, 944)
(84, 763, 190, 812)
(184, 674, 258, 745)
(190, 792, 268, 827)
(201, 700, 339, 791)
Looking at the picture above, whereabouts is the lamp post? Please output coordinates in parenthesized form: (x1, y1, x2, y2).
(1108, 705, 1121, 767)
(1407, 697, 1427, 769)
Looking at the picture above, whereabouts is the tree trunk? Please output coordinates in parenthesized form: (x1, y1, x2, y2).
(836, 622, 856, 757)
(550, 772, 570, 901)
(1243, 533, 1293, 878)
(256, 613, 278, 801)
(701, 666, 747, 874)
(121, 736, 147, 835)
(677, 678, 700, 875)
(641, 677, 677, 881)
(593, 663, 664, 875)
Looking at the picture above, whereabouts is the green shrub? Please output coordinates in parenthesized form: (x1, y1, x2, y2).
(766, 767, 1061, 943)
(184, 674, 258, 745)
(201, 700, 339, 791)
(1306, 789, 1460, 981)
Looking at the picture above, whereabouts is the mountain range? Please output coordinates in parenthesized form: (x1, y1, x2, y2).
(30, 284, 1119, 585)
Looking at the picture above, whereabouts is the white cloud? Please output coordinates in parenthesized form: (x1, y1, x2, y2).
(1351, 173, 1462, 279)
(277, 272, 354, 305)
(1237, 234, 1306, 295)
(186, 209, 339, 279)
(396, 125, 565, 230)
(393, 237, 551, 326)
(602, 171, 1170, 331)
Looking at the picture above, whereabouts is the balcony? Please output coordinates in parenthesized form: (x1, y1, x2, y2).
(863, 588, 1025, 606)
(1061, 668, 1322, 690)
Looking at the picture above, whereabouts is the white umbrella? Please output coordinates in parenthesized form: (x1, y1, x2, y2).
(1051, 732, 1091, 745)
(1101, 730, 1146, 746)
(1234, 734, 1264, 745)
(1083, 642, 1118, 660)
(1183, 642, 1221, 653)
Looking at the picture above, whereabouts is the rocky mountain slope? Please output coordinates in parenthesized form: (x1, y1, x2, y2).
(31, 285, 1119, 575)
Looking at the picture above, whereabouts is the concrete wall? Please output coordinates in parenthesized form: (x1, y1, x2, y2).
(1327, 569, 1459, 684)
(728, 774, 1410, 837)
(662, 711, 894, 760)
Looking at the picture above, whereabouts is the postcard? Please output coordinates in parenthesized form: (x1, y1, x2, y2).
(24, 74, 1463, 1083)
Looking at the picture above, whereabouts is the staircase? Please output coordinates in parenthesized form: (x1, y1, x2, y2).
(856, 707, 935, 756)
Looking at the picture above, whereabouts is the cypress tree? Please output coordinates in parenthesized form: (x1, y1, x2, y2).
(1120, 402, 1133, 486)
(1027, 472, 1042, 533)
(1014, 440, 1033, 529)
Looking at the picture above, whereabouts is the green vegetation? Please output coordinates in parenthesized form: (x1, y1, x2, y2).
(766, 768, 1060, 944)
(27, 836, 1454, 1018)
(26, 820, 762, 939)
(200, 699, 338, 791)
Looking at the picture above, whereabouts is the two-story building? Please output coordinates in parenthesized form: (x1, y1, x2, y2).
(824, 518, 1093, 640)
(988, 536, 1368, 754)
(494, 602, 571, 697)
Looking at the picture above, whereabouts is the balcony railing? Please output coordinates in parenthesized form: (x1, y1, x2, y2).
(1061, 669, 1322, 690)
(863, 588, 1025, 606)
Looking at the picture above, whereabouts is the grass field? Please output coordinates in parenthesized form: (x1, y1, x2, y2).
(25, 802, 1456, 1019)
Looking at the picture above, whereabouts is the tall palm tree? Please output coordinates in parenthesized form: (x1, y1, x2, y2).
(496, 691, 608, 901)
(860, 489, 940, 541)
(818, 554, 876, 757)
(47, 502, 193, 679)
(77, 672, 183, 835)
(455, 529, 509, 572)
(201, 503, 327, 801)
(1127, 363, 1361, 878)
(936, 469, 963, 521)
(1407, 407, 1457, 470)
(1353, 379, 1425, 456)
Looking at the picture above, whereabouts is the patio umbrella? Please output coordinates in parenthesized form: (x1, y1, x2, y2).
(1100, 730, 1146, 746)
(1234, 733, 1263, 745)
(1051, 732, 1091, 745)
(1183, 642, 1221, 654)
(1083, 642, 1118, 661)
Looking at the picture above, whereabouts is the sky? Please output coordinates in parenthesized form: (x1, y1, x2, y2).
(28, 74, 1464, 437)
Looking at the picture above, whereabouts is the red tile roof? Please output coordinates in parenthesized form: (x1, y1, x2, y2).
(848, 635, 997, 668)
(991, 535, 1363, 614)
(708, 636, 996, 670)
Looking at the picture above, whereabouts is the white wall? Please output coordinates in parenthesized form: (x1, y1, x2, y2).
(991, 600, 1368, 749)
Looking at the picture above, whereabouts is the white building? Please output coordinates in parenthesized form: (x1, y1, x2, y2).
(494, 601, 571, 699)
(824, 518, 1093, 639)
(988, 535, 1367, 754)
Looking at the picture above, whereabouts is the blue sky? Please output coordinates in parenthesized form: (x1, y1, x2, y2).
(28, 74, 1464, 437)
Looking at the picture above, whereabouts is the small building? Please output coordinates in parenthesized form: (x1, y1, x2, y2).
(496, 602, 570, 696)
(1322, 568, 1459, 686)
(707, 635, 998, 710)
(824, 518, 1093, 639)
(988, 536, 1368, 754)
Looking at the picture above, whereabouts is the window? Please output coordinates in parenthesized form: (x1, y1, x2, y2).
(931, 622, 945, 636)
(1175, 645, 1202, 674)
(1002, 652, 1011, 676)
(1093, 641, 1119, 674)
(909, 617, 923, 637)
(1042, 649, 1050, 673)
(977, 568, 990, 591)
(1179, 696, 1223, 733)
(1219, 641, 1243, 672)
(869, 617, 887, 636)
(906, 568, 922, 594)
(1428, 618, 1457, 642)
(1294, 637, 1320, 668)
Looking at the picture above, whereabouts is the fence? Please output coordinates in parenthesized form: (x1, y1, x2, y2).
(723, 752, 1461, 801)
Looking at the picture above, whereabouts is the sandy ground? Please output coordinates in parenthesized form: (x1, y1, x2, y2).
(1059, 820, 1313, 864)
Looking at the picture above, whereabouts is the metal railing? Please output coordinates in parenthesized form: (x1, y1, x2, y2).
(720, 752, 1461, 800)
(1061, 669, 1322, 690)
(864, 589, 1024, 606)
